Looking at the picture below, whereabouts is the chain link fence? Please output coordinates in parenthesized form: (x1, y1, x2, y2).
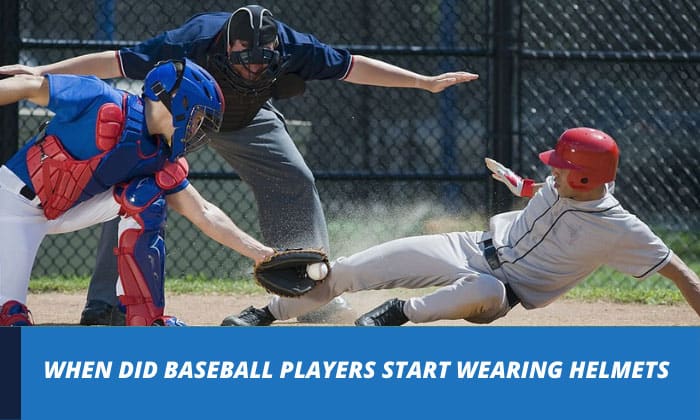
(516, 1, 700, 289)
(3, 0, 698, 288)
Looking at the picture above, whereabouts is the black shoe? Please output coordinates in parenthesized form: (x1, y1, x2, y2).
(79, 300, 126, 326)
(354, 298, 408, 326)
(221, 306, 275, 326)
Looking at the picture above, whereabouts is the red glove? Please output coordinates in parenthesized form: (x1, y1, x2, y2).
(485, 158, 535, 198)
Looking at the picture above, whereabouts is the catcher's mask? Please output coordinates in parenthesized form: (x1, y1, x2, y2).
(143, 59, 225, 162)
(211, 5, 287, 95)
(539, 127, 620, 190)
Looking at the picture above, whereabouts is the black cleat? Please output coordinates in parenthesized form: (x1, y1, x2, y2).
(221, 306, 275, 326)
(354, 298, 408, 326)
(80, 300, 126, 326)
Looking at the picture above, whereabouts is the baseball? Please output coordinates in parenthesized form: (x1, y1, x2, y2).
(306, 262, 329, 281)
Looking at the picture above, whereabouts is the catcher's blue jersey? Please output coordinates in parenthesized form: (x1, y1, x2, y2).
(5, 74, 187, 210)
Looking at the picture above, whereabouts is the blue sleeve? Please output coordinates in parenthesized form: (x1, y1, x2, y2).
(165, 179, 190, 195)
(45, 74, 118, 122)
(277, 22, 353, 81)
(118, 12, 230, 80)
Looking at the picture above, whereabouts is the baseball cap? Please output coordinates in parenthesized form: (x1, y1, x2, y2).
(228, 6, 278, 45)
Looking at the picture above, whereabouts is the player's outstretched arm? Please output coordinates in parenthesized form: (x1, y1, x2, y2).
(485, 158, 543, 198)
(343, 55, 478, 93)
(0, 74, 49, 107)
(657, 254, 700, 318)
(166, 184, 275, 265)
(0, 51, 122, 79)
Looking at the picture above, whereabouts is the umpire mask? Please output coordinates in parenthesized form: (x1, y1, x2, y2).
(212, 5, 287, 95)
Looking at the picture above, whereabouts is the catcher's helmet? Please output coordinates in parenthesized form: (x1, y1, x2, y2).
(143, 59, 225, 162)
(539, 127, 620, 190)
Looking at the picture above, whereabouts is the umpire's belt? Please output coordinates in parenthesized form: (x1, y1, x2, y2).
(481, 238, 502, 270)
(0, 165, 38, 202)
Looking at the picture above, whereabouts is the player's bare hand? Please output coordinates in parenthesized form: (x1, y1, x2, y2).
(485, 158, 535, 198)
(422, 71, 479, 93)
(253, 246, 277, 266)
(0, 64, 41, 76)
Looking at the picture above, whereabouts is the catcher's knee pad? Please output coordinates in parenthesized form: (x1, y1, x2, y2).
(114, 178, 169, 326)
(114, 177, 166, 220)
(0, 300, 34, 326)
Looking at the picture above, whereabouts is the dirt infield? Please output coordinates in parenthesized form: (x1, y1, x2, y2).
(26, 290, 699, 326)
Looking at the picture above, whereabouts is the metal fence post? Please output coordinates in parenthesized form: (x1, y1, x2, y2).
(439, 0, 460, 212)
(491, 0, 516, 213)
(0, 0, 20, 164)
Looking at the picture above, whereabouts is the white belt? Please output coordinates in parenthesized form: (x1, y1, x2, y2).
(0, 165, 41, 206)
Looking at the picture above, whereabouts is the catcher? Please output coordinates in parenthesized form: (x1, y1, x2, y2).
(0, 59, 323, 326)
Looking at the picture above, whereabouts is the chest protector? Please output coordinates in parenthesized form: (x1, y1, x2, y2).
(205, 63, 305, 131)
(205, 64, 273, 131)
(26, 96, 127, 220)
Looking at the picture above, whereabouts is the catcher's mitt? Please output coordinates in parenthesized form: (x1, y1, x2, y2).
(254, 248, 330, 297)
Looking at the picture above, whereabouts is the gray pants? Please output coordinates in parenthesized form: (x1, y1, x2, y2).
(87, 106, 330, 305)
(267, 232, 512, 324)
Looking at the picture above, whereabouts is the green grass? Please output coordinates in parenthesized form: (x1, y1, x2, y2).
(564, 285, 684, 305)
(29, 275, 264, 295)
(563, 264, 696, 305)
(29, 270, 689, 306)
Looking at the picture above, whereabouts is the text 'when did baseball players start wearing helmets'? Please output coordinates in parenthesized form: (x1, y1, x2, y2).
(43, 359, 671, 380)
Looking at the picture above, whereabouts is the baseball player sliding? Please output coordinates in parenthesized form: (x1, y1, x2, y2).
(0, 60, 275, 326)
(221, 127, 700, 326)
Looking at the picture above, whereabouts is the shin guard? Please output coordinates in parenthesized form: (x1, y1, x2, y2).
(114, 178, 169, 326)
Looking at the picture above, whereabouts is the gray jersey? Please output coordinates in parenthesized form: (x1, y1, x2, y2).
(492, 176, 672, 309)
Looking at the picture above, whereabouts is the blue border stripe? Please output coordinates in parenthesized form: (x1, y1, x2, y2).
(0, 328, 21, 420)
(20, 327, 700, 420)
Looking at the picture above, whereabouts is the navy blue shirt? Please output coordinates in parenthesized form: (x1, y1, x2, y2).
(118, 12, 353, 82)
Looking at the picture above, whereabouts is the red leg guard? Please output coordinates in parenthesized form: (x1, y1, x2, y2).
(116, 228, 165, 326)
(0, 300, 34, 326)
(114, 181, 184, 326)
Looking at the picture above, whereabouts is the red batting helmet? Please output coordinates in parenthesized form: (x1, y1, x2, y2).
(539, 127, 620, 190)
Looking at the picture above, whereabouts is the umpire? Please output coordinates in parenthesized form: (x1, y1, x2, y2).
(0, 5, 478, 325)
